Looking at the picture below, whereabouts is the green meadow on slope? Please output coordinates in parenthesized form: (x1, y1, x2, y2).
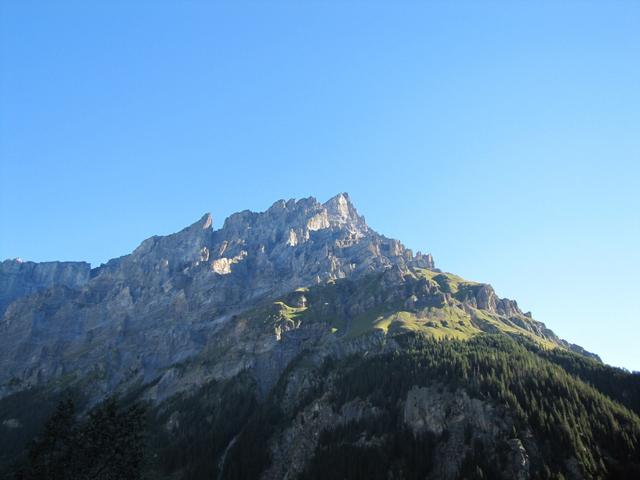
(263, 268, 562, 349)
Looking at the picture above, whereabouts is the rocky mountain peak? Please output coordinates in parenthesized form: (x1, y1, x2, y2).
(195, 212, 213, 230)
(220, 193, 367, 239)
(207, 194, 432, 289)
(323, 192, 367, 231)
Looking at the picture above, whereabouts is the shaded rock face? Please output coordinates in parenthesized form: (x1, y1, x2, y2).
(0, 194, 435, 397)
(264, 395, 383, 480)
(455, 283, 521, 318)
(0, 259, 90, 315)
(404, 385, 529, 480)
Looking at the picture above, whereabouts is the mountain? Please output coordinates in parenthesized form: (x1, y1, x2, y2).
(1, 193, 639, 479)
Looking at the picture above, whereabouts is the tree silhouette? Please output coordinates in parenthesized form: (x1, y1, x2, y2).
(16, 397, 146, 480)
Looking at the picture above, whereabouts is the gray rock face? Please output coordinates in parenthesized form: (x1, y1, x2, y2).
(0, 259, 90, 314)
(264, 395, 382, 480)
(404, 385, 530, 480)
(0, 194, 434, 397)
(206, 192, 432, 294)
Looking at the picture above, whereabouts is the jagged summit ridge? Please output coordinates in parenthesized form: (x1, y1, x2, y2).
(323, 192, 368, 230)
(205, 193, 432, 285)
(118, 192, 434, 284)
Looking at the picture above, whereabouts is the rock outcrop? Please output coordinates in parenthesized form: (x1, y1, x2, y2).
(404, 385, 529, 480)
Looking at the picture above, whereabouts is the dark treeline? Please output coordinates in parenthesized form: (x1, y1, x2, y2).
(146, 372, 258, 479)
(10, 397, 146, 480)
(319, 334, 640, 479)
(299, 412, 442, 480)
(516, 335, 640, 415)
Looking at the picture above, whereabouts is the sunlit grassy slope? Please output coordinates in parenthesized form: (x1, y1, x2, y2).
(251, 268, 559, 350)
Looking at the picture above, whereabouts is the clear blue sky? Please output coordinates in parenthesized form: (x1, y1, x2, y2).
(1, 1, 638, 370)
